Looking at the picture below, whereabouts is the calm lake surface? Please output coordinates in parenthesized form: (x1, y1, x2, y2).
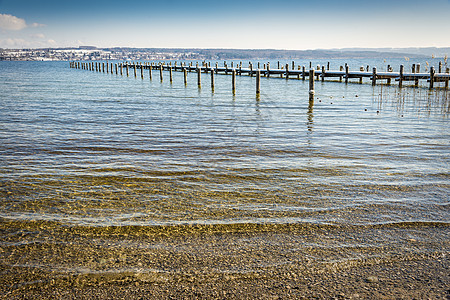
(0, 59, 448, 285)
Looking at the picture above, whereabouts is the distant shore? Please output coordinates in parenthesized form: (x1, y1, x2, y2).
(1, 46, 449, 61)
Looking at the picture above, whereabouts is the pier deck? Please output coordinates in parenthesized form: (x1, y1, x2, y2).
(70, 61, 450, 91)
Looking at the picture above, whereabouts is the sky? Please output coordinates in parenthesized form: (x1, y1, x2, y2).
(0, 0, 449, 50)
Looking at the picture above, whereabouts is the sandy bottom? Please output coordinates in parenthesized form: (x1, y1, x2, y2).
(1, 223, 449, 299)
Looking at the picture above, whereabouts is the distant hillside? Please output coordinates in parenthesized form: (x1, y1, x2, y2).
(337, 47, 449, 58)
(104, 47, 431, 60)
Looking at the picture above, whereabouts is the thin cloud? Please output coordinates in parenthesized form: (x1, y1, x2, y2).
(31, 22, 46, 28)
(0, 13, 46, 31)
(31, 33, 46, 39)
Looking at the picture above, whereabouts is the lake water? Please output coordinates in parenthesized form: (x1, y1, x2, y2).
(0, 59, 448, 288)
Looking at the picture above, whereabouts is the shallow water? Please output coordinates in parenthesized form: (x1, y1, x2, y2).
(0, 60, 449, 286)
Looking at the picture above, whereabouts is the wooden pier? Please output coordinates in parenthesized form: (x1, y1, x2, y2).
(70, 61, 450, 94)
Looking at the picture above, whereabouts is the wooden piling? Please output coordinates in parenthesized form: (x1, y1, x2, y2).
(197, 67, 201, 88)
(345, 65, 349, 84)
(309, 69, 315, 101)
(169, 66, 173, 83)
(399, 65, 404, 88)
(211, 67, 215, 90)
(250, 63, 253, 77)
(372, 67, 377, 86)
(115, 64, 118, 75)
(429, 67, 435, 89)
(134, 64, 137, 77)
(232, 69, 236, 94)
(439, 61, 442, 73)
(141, 64, 144, 79)
(183, 68, 187, 85)
(266, 63, 270, 78)
(321, 66, 325, 82)
(256, 69, 261, 95)
(445, 68, 449, 89)
(149, 65, 152, 80)
(159, 65, 163, 82)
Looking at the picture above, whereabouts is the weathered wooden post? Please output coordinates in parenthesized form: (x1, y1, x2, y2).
(169, 66, 173, 83)
(211, 66, 215, 90)
(102, 62, 105, 73)
(232, 69, 236, 94)
(285, 64, 289, 80)
(159, 64, 163, 82)
(429, 66, 435, 89)
(439, 61, 442, 73)
(256, 69, 261, 95)
(140, 64, 144, 79)
(115, 64, 118, 75)
(415, 64, 419, 86)
(302, 66, 306, 81)
(148, 65, 152, 80)
(197, 66, 201, 88)
(445, 68, 449, 89)
(327, 62, 330, 70)
(345, 64, 349, 84)
(126, 64, 129, 77)
(266, 63, 270, 78)
(277, 61, 280, 69)
(183, 67, 187, 85)
(250, 63, 253, 77)
(292, 61, 295, 71)
(133, 64, 136, 77)
(399, 65, 404, 88)
(372, 67, 377, 86)
(110, 63, 113, 75)
(321, 65, 325, 82)
(309, 69, 315, 101)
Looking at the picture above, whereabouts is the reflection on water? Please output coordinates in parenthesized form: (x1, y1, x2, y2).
(376, 84, 449, 117)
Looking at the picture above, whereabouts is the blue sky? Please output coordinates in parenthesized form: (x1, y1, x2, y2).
(0, 0, 449, 49)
